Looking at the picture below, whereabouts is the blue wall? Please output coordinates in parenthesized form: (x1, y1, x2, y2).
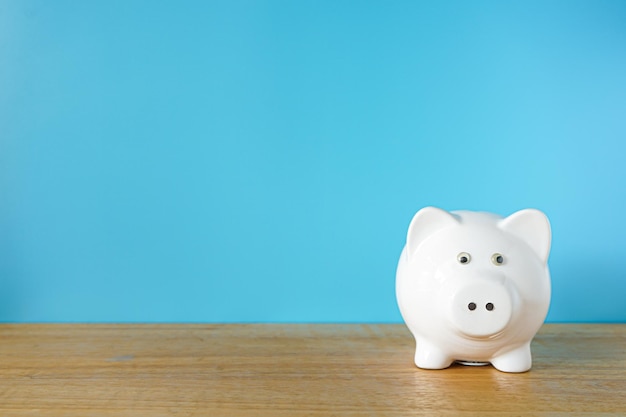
(1, 0, 625, 322)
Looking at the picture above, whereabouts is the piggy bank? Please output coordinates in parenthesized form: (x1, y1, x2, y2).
(396, 207, 551, 373)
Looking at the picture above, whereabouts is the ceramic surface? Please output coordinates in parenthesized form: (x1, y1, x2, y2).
(396, 207, 551, 373)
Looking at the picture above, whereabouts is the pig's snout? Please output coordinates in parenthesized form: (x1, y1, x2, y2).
(450, 281, 513, 338)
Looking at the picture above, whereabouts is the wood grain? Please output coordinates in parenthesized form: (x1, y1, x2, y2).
(0, 324, 624, 416)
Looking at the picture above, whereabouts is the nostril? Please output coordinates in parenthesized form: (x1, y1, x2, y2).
(486, 303, 494, 311)
(468, 302, 477, 311)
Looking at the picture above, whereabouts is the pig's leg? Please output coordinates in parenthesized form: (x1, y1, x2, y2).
(414, 338, 453, 369)
(491, 342, 532, 373)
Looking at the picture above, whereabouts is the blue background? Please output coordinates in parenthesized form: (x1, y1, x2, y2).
(1, 0, 625, 322)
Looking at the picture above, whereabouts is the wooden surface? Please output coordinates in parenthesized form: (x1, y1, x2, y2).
(0, 324, 624, 416)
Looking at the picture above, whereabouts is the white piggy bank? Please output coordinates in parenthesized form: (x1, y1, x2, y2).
(396, 207, 551, 373)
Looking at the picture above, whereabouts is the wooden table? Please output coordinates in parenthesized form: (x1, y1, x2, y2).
(0, 324, 624, 416)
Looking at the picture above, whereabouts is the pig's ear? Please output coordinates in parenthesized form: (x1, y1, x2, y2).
(406, 207, 459, 257)
(499, 209, 551, 264)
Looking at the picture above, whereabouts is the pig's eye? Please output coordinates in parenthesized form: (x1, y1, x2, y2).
(491, 253, 505, 265)
(457, 252, 471, 264)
